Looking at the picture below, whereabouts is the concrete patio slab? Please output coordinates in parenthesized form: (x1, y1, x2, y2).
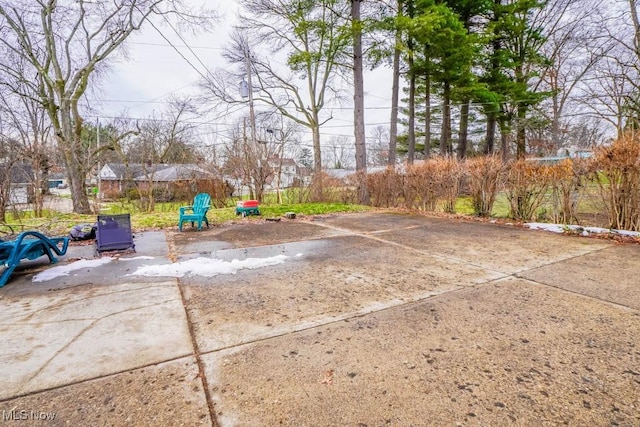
(0, 280, 191, 400)
(180, 235, 504, 352)
(169, 220, 350, 255)
(519, 244, 640, 310)
(0, 231, 171, 293)
(314, 211, 439, 233)
(320, 213, 611, 274)
(0, 357, 210, 427)
(204, 278, 640, 426)
(1, 213, 639, 426)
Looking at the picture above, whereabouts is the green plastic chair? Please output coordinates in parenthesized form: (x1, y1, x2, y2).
(178, 193, 211, 231)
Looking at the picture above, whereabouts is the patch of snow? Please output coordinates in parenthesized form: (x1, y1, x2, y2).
(32, 257, 114, 282)
(612, 229, 640, 237)
(525, 223, 640, 238)
(526, 223, 565, 234)
(129, 254, 292, 278)
(120, 256, 155, 261)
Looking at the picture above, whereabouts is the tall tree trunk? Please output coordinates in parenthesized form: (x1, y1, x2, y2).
(311, 122, 322, 172)
(64, 147, 92, 213)
(352, 0, 368, 204)
(548, 65, 561, 151)
(551, 88, 561, 151)
(311, 124, 323, 201)
(424, 60, 431, 158)
(485, 1, 501, 156)
(406, 0, 416, 164)
(31, 151, 47, 217)
(457, 99, 470, 159)
(388, 2, 403, 167)
(629, 0, 640, 62)
(440, 81, 451, 155)
(407, 54, 416, 164)
(484, 112, 496, 154)
(516, 104, 527, 159)
(55, 95, 92, 213)
(499, 119, 509, 162)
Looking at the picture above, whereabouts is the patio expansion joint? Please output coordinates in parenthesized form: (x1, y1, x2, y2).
(303, 220, 509, 277)
(197, 285, 478, 358)
(510, 243, 615, 276)
(307, 220, 622, 281)
(176, 280, 220, 427)
(303, 220, 637, 313)
(512, 275, 640, 315)
(0, 353, 195, 404)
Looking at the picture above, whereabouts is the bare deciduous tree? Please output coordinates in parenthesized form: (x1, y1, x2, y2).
(0, 82, 52, 217)
(324, 136, 355, 170)
(535, 0, 606, 151)
(369, 125, 390, 167)
(0, 0, 215, 213)
(223, 113, 299, 202)
(203, 1, 352, 180)
(0, 134, 21, 222)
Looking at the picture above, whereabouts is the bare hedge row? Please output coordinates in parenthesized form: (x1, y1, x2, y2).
(363, 133, 640, 231)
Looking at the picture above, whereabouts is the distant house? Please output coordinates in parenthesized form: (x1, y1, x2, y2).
(266, 156, 305, 189)
(325, 166, 387, 180)
(225, 156, 308, 196)
(98, 163, 146, 195)
(558, 147, 593, 159)
(47, 172, 68, 189)
(0, 163, 34, 204)
(526, 147, 594, 166)
(133, 164, 217, 190)
(98, 163, 219, 199)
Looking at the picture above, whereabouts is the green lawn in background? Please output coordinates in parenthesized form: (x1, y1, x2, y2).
(0, 200, 372, 237)
(0, 184, 612, 238)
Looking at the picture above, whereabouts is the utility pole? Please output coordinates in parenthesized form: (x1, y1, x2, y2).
(241, 45, 269, 201)
(96, 118, 101, 200)
(243, 49, 257, 147)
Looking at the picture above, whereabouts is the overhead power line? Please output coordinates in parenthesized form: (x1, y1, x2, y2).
(140, 14, 212, 84)
(128, 42, 224, 51)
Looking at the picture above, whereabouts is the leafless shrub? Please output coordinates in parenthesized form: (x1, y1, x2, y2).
(434, 157, 466, 213)
(190, 179, 233, 208)
(340, 173, 362, 204)
(405, 162, 440, 211)
(504, 160, 552, 221)
(367, 167, 404, 208)
(589, 132, 640, 231)
(309, 173, 328, 202)
(467, 155, 504, 217)
(547, 159, 588, 224)
(306, 172, 357, 204)
(284, 178, 312, 204)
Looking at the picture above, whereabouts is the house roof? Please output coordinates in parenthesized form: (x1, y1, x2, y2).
(0, 163, 33, 184)
(268, 157, 298, 168)
(49, 172, 66, 180)
(135, 164, 215, 181)
(100, 163, 146, 180)
(101, 163, 217, 182)
(325, 166, 387, 179)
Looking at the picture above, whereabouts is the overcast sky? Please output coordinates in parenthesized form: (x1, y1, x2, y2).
(94, 1, 393, 150)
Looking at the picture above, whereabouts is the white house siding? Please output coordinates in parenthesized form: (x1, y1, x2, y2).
(9, 185, 28, 204)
